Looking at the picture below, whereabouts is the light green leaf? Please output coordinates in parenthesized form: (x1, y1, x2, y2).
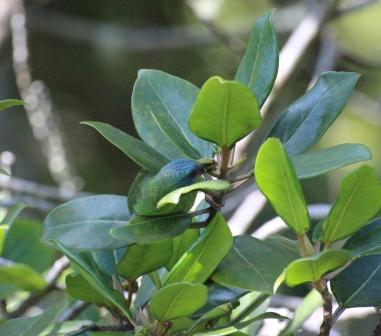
(167, 229, 200, 269)
(0, 300, 67, 336)
(235, 11, 278, 107)
(117, 240, 172, 281)
(0, 203, 28, 225)
(212, 235, 299, 294)
(150, 282, 208, 321)
(268, 72, 360, 155)
(0, 226, 7, 255)
(132, 69, 212, 159)
(283, 250, 351, 286)
(188, 76, 261, 148)
(292, 144, 372, 179)
(322, 165, 381, 244)
(0, 99, 24, 111)
(158, 180, 230, 208)
(111, 213, 193, 245)
(42, 195, 132, 250)
(82, 121, 169, 172)
(0, 167, 9, 176)
(255, 138, 310, 234)
(164, 213, 232, 285)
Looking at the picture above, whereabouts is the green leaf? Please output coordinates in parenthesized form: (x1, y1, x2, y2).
(343, 218, 381, 258)
(3, 219, 56, 272)
(111, 213, 193, 245)
(82, 121, 170, 172)
(291, 144, 372, 179)
(322, 165, 381, 244)
(235, 11, 278, 107)
(164, 213, 232, 285)
(0, 226, 7, 255)
(0, 99, 24, 111)
(42, 195, 132, 250)
(268, 72, 360, 156)
(188, 76, 261, 148)
(167, 229, 200, 269)
(283, 250, 350, 286)
(52, 241, 132, 320)
(158, 180, 231, 208)
(0, 203, 28, 225)
(132, 69, 212, 159)
(279, 290, 323, 336)
(0, 259, 46, 291)
(331, 255, 381, 308)
(255, 138, 310, 234)
(212, 235, 299, 294)
(117, 240, 172, 281)
(0, 300, 67, 336)
(0, 167, 9, 176)
(150, 282, 208, 321)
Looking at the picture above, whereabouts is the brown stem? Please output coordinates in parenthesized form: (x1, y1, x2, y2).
(69, 323, 133, 336)
(315, 280, 333, 336)
(219, 147, 232, 179)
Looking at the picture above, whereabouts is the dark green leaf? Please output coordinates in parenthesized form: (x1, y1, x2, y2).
(158, 180, 231, 208)
(283, 250, 350, 286)
(150, 282, 208, 321)
(268, 72, 360, 155)
(164, 213, 232, 285)
(188, 76, 261, 148)
(255, 138, 310, 234)
(167, 229, 200, 269)
(111, 213, 193, 245)
(344, 218, 381, 258)
(331, 255, 381, 308)
(132, 69, 212, 159)
(82, 121, 169, 172)
(235, 11, 278, 107)
(322, 165, 381, 244)
(0, 99, 24, 111)
(117, 240, 172, 281)
(42, 195, 132, 250)
(212, 235, 298, 294)
(292, 144, 371, 179)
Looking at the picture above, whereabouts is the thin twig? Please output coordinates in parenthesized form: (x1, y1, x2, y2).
(332, 306, 345, 324)
(58, 301, 91, 323)
(315, 280, 333, 336)
(67, 323, 133, 336)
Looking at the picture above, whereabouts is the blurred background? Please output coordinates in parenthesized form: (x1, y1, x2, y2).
(0, 0, 380, 334)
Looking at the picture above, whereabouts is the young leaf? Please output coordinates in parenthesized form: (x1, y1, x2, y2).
(255, 138, 310, 234)
(157, 180, 231, 208)
(291, 143, 371, 179)
(132, 69, 212, 159)
(331, 255, 381, 308)
(111, 213, 193, 245)
(212, 235, 299, 294)
(322, 165, 381, 244)
(167, 229, 200, 269)
(283, 250, 350, 286)
(0, 99, 24, 111)
(117, 240, 173, 281)
(42, 195, 132, 250)
(150, 282, 208, 321)
(343, 218, 381, 258)
(164, 213, 232, 285)
(82, 121, 169, 172)
(267, 72, 360, 155)
(235, 11, 278, 107)
(188, 76, 261, 148)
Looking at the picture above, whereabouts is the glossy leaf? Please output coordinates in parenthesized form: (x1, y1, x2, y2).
(158, 180, 231, 208)
(164, 213, 232, 285)
(292, 144, 371, 179)
(188, 76, 261, 148)
(0, 99, 24, 111)
(150, 282, 208, 321)
(255, 138, 310, 234)
(117, 240, 172, 281)
(331, 255, 381, 308)
(235, 11, 278, 107)
(132, 69, 212, 159)
(52, 241, 132, 320)
(322, 165, 381, 244)
(212, 235, 298, 294)
(82, 121, 169, 172)
(0, 300, 66, 336)
(0, 259, 46, 291)
(344, 218, 381, 258)
(167, 229, 200, 269)
(111, 212, 192, 245)
(268, 72, 360, 155)
(283, 250, 350, 286)
(42, 195, 132, 250)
